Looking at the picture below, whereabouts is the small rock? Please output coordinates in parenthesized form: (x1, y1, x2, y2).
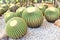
(0, 29, 7, 39)
(54, 19, 60, 27)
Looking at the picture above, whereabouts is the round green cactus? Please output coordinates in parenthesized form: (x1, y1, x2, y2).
(44, 7, 59, 22)
(1, 4, 9, 14)
(1, 4, 9, 9)
(0, 4, 9, 16)
(15, 7, 26, 17)
(57, 0, 60, 2)
(39, 5, 47, 15)
(4, 11, 15, 22)
(0, 8, 5, 16)
(22, 7, 43, 28)
(6, 17, 27, 39)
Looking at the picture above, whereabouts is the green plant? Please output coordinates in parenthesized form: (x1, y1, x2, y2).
(22, 7, 43, 28)
(4, 11, 15, 22)
(1, 4, 9, 14)
(0, 8, 4, 16)
(16, 7, 26, 17)
(44, 7, 59, 22)
(6, 17, 27, 39)
(39, 5, 47, 15)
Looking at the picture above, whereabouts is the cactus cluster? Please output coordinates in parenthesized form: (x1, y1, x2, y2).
(3, 2, 60, 39)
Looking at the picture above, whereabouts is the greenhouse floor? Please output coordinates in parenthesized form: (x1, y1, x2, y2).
(0, 16, 60, 40)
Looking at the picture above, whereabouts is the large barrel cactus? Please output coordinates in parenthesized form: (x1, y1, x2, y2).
(6, 17, 27, 39)
(22, 7, 43, 28)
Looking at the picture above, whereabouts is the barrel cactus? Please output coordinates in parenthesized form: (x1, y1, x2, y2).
(39, 5, 47, 15)
(44, 7, 59, 22)
(1, 4, 9, 14)
(40, 3, 48, 9)
(6, 17, 27, 39)
(0, 4, 9, 16)
(15, 7, 26, 17)
(0, 8, 4, 16)
(22, 7, 43, 28)
(4, 11, 15, 22)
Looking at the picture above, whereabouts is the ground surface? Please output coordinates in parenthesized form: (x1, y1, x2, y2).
(0, 16, 60, 40)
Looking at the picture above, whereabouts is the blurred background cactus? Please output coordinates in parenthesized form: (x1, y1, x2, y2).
(0, 0, 59, 8)
(57, 0, 60, 2)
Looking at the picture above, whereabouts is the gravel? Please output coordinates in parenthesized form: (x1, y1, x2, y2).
(0, 16, 60, 40)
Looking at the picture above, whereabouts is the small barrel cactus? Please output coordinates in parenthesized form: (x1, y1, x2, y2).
(44, 7, 59, 22)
